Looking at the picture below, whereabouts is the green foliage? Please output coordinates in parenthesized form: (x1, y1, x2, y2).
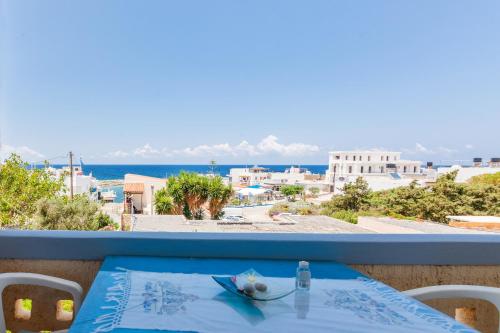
(468, 172, 500, 186)
(370, 171, 491, 223)
(323, 171, 499, 224)
(269, 201, 318, 217)
(369, 181, 426, 217)
(0, 154, 63, 228)
(21, 298, 32, 311)
(207, 176, 233, 219)
(96, 212, 118, 230)
(165, 172, 232, 220)
(154, 188, 174, 214)
(60, 300, 74, 312)
(308, 187, 320, 197)
(322, 177, 370, 213)
(280, 185, 304, 201)
(330, 210, 358, 224)
(35, 195, 115, 230)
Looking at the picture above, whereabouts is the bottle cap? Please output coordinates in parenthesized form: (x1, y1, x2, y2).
(299, 261, 309, 268)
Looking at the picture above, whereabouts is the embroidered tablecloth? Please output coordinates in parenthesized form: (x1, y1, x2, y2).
(70, 256, 478, 333)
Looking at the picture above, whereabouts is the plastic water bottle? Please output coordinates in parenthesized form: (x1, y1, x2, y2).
(296, 261, 311, 290)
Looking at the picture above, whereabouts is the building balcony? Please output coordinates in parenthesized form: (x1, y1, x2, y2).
(1, 231, 500, 332)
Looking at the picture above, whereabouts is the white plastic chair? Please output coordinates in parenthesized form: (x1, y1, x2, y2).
(0, 273, 83, 333)
(404, 285, 500, 333)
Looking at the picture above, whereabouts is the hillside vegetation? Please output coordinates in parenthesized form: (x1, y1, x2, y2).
(321, 171, 499, 224)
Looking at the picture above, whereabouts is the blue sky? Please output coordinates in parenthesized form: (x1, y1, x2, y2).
(1, 0, 499, 164)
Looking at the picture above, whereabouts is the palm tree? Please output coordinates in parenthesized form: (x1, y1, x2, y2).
(208, 177, 233, 220)
(154, 188, 174, 214)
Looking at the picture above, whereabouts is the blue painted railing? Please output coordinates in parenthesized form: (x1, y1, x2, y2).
(1, 231, 500, 264)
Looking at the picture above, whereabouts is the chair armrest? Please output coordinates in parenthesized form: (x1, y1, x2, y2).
(0, 273, 83, 313)
(403, 284, 500, 310)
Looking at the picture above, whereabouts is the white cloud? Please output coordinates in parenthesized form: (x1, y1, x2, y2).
(0, 144, 45, 161)
(402, 143, 434, 155)
(255, 135, 320, 156)
(104, 135, 321, 159)
(402, 143, 457, 155)
(465, 144, 474, 149)
(104, 150, 130, 158)
(133, 143, 160, 157)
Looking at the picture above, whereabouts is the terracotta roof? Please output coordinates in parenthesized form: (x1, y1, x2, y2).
(123, 183, 144, 193)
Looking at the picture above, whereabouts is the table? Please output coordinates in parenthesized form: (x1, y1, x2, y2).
(70, 256, 477, 333)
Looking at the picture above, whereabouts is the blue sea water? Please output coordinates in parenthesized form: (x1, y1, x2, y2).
(49, 164, 329, 180)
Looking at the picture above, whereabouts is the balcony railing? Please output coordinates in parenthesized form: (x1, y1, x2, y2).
(1, 231, 500, 332)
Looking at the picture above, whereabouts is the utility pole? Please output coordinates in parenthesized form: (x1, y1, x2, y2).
(69, 151, 74, 199)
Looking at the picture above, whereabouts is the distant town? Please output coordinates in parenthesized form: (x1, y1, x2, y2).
(21, 150, 497, 235)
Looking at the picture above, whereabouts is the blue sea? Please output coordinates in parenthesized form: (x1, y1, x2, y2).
(49, 164, 329, 180)
(45, 164, 328, 203)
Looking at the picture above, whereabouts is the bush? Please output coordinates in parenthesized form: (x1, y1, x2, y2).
(469, 172, 500, 186)
(0, 154, 63, 228)
(280, 185, 304, 201)
(35, 195, 115, 230)
(154, 188, 174, 214)
(330, 210, 358, 224)
(321, 171, 500, 223)
(269, 201, 318, 217)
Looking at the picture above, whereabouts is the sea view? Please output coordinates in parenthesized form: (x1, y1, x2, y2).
(47, 164, 329, 181)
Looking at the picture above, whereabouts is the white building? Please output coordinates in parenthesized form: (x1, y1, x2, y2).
(228, 166, 270, 187)
(326, 151, 422, 192)
(47, 166, 98, 197)
(437, 159, 500, 183)
(326, 151, 421, 180)
(228, 166, 323, 189)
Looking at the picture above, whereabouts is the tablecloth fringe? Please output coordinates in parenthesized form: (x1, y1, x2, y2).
(93, 267, 130, 333)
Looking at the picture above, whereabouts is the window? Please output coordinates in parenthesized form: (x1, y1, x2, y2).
(335, 155, 340, 160)
(381, 156, 384, 161)
(360, 166, 364, 173)
(353, 156, 356, 161)
(368, 166, 372, 173)
(386, 156, 389, 161)
(333, 165, 337, 173)
(345, 155, 348, 160)
(380, 166, 384, 173)
(414, 166, 417, 173)
(348, 166, 352, 173)
(404, 166, 407, 173)
(368, 156, 371, 161)
(359, 156, 362, 161)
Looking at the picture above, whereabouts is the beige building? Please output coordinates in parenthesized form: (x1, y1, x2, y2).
(123, 174, 166, 215)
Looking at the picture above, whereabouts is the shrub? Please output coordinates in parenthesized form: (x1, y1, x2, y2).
(0, 154, 63, 228)
(330, 210, 358, 224)
(154, 188, 174, 214)
(35, 195, 114, 230)
(280, 185, 304, 201)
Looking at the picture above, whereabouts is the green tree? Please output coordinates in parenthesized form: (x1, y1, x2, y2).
(207, 176, 233, 219)
(468, 172, 500, 186)
(35, 195, 116, 230)
(370, 180, 426, 217)
(154, 188, 174, 214)
(324, 177, 371, 212)
(280, 185, 304, 201)
(165, 172, 232, 220)
(0, 154, 63, 228)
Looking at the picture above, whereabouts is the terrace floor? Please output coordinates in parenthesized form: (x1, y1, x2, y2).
(131, 215, 494, 234)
